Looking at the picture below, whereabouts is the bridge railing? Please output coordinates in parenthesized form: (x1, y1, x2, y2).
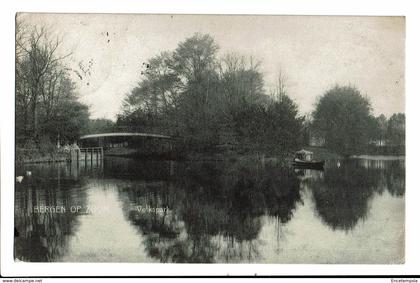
(71, 147, 104, 163)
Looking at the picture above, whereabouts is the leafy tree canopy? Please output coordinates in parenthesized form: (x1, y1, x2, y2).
(312, 85, 373, 156)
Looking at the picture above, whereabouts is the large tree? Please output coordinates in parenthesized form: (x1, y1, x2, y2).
(15, 18, 90, 146)
(312, 85, 374, 156)
(118, 33, 304, 154)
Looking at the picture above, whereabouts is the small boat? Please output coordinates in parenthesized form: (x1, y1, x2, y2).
(292, 149, 325, 170)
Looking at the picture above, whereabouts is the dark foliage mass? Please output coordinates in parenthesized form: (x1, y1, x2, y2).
(116, 33, 304, 155)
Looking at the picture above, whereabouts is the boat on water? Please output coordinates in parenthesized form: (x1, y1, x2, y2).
(292, 149, 325, 170)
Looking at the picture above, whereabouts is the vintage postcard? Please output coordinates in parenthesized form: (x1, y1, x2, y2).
(14, 13, 405, 264)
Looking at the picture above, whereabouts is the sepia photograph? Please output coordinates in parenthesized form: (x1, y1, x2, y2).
(13, 13, 405, 265)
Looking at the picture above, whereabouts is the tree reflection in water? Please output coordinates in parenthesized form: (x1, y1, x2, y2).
(14, 163, 88, 262)
(308, 159, 405, 231)
(384, 160, 405, 197)
(118, 159, 302, 263)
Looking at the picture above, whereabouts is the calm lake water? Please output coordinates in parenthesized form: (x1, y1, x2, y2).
(14, 155, 405, 263)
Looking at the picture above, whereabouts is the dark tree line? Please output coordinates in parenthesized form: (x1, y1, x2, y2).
(370, 113, 405, 147)
(116, 33, 304, 155)
(16, 20, 404, 158)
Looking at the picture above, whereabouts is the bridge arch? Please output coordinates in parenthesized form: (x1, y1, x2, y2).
(79, 132, 173, 158)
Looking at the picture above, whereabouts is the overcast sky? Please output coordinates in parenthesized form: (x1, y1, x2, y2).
(20, 13, 405, 120)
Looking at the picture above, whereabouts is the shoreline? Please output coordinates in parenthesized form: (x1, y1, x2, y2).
(15, 146, 405, 164)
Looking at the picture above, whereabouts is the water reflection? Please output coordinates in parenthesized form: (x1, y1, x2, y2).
(116, 161, 302, 263)
(14, 156, 405, 263)
(14, 163, 89, 261)
(304, 159, 405, 231)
